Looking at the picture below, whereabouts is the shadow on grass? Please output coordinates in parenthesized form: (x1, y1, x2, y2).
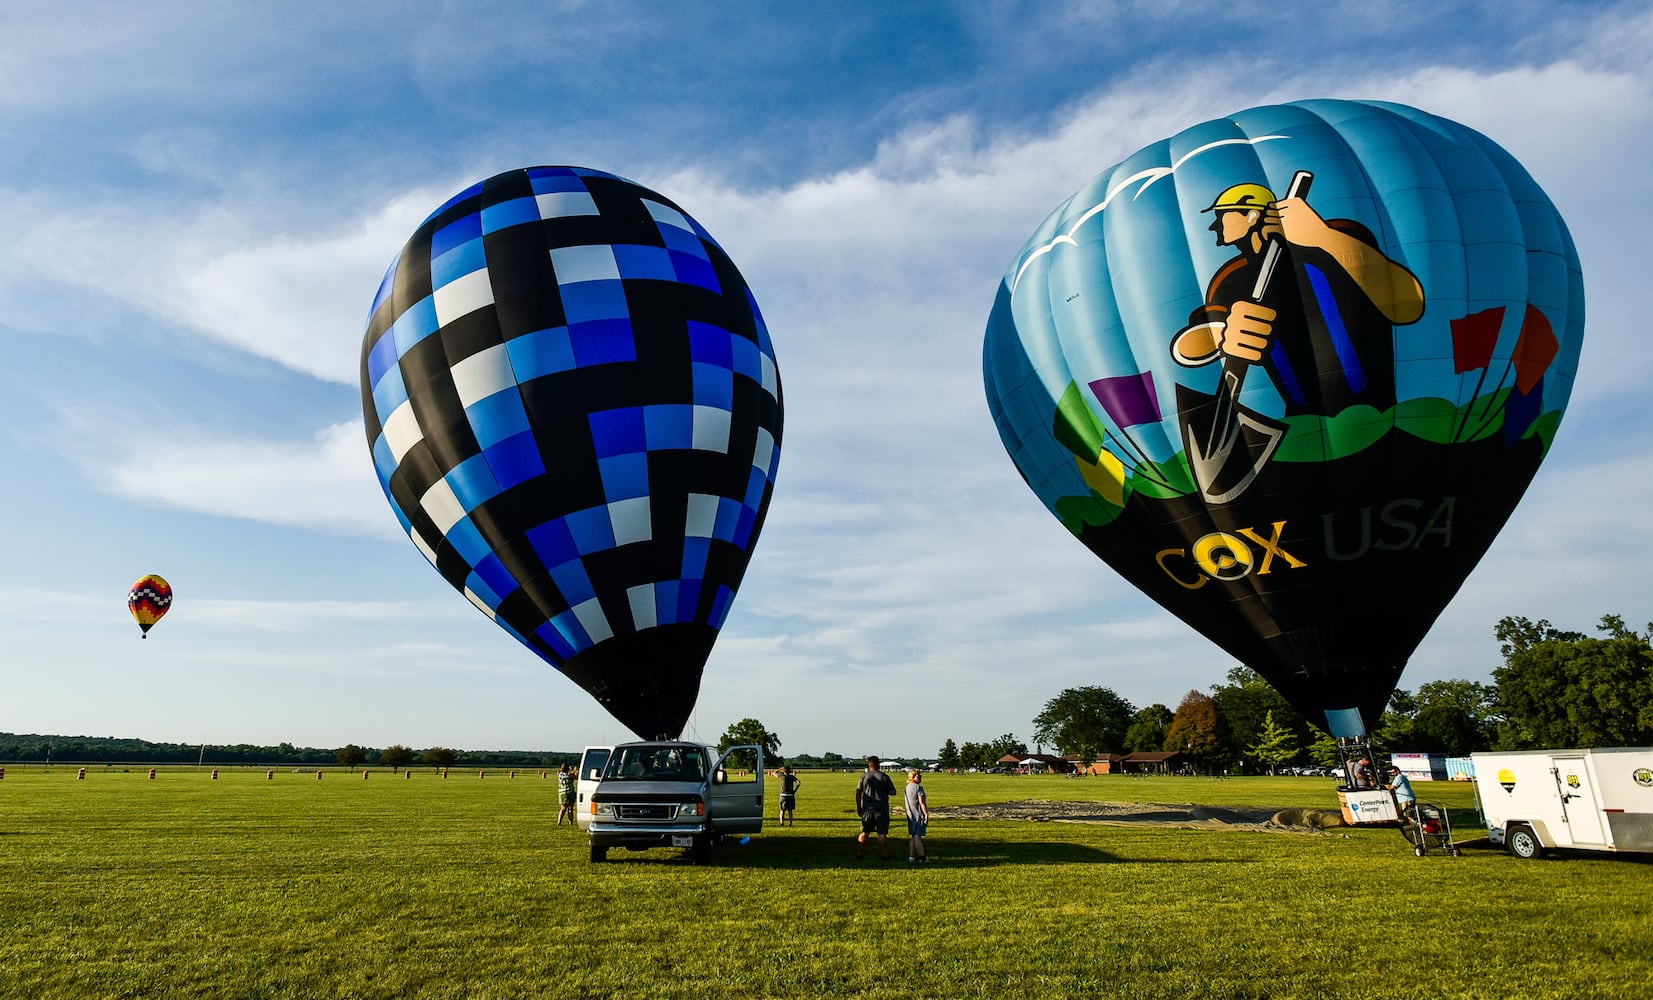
(593, 828, 1266, 870)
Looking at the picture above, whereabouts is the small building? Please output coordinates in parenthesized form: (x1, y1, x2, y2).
(1122, 751, 1185, 774)
(999, 753, 1074, 774)
(1067, 753, 1128, 774)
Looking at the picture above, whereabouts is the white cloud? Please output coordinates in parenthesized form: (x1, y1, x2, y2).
(102, 420, 395, 536)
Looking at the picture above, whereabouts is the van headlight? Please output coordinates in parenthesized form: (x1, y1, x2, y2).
(592, 802, 615, 818)
(677, 802, 704, 818)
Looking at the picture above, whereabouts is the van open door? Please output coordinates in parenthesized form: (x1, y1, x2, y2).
(575, 745, 612, 831)
(712, 745, 764, 835)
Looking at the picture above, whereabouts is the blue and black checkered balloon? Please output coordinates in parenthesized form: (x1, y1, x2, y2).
(360, 167, 782, 739)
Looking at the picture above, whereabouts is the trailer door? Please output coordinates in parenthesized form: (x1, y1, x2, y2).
(1552, 756, 1607, 847)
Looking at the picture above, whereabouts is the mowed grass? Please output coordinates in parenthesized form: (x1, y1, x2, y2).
(2, 766, 1649, 999)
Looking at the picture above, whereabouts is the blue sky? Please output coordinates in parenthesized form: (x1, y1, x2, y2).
(3, 1, 1650, 758)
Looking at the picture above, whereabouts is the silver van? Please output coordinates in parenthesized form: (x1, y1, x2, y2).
(584, 740, 764, 863)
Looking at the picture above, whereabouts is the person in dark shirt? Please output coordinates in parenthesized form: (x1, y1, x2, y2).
(854, 756, 897, 859)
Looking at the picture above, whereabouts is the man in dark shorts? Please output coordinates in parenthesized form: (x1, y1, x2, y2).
(777, 765, 801, 826)
(855, 755, 897, 859)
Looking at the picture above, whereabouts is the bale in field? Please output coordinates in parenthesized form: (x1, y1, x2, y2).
(1269, 808, 1346, 830)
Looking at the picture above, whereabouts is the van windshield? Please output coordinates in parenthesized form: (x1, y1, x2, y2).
(604, 746, 709, 782)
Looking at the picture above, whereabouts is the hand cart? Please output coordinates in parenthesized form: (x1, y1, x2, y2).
(1400, 801, 1460, 857)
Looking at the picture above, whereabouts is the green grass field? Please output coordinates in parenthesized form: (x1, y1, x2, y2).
(3, 766, 1649, 999)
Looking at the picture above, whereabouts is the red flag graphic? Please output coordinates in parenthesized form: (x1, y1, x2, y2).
(1511, 304, 1559, 394)
(1450, 306, 1503, 373)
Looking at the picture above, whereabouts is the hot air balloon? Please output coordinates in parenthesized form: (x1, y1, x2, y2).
(983, 100, 1582, 735)
(128, 574, 173, 638)
(360, 166, 782, 740)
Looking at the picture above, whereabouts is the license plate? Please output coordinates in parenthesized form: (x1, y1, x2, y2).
(671, 836, 694, 847)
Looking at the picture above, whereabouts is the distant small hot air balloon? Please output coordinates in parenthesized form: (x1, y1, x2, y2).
(983, 100, 1582, 734)
(128, 574, 173, 638)
(360, 166, 783, 740)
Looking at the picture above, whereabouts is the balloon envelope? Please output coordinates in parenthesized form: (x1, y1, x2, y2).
(361, 167, 782, 739)
(128, 574, 172, 637)
(983, 100, 1582, 731)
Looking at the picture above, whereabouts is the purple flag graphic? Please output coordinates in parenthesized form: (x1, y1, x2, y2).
(1088, 372, 1162, 428)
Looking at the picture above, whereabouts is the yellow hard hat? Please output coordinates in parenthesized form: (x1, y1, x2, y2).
(1203, 183, 1276, 213)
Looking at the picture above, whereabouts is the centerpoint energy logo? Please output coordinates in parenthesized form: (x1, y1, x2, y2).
(1498, 769, 1517, 793)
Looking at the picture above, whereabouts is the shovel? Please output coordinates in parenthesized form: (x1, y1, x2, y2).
(1182, 170, 1313, 503)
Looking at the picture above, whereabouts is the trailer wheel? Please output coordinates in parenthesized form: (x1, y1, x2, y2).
(589, 842, 609, 863)
(1507, 823, 1543, 860)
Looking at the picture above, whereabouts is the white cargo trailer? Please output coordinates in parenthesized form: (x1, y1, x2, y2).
(1471, 748, 1653, 858)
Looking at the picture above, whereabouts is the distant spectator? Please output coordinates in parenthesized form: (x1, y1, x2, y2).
(556, 764, 576, 826)
(778, 765, 801, 826)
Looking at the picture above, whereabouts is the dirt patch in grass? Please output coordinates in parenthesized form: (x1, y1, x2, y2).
(926, 799, 1348, 834)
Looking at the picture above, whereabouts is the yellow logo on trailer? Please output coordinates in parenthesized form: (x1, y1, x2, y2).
(1498, 768, 1517, 793)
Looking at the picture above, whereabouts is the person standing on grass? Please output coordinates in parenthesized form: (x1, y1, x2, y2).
(905, 768, 929, 863)
(556, 764, 577, 825)
(777, 765, 801, 826)
(1386, 763, 1416, 820)
(855, 755, 897, 859)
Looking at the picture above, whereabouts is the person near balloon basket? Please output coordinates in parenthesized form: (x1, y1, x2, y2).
(1386, 764, 1417, 821)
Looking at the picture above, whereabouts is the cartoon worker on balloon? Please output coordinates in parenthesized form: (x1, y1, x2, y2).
(1169, 171, 1427, 501)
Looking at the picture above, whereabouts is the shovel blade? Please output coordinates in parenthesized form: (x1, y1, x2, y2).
(1179, 384, 1288, 503)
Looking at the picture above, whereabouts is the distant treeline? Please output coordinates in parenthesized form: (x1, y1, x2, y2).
(0, 733, 578, 769)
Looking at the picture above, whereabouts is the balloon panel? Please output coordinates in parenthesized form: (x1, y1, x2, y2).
(361, 167, 782, 739)
(128, 574, 173, 634)
(983, 100, 1582, 730)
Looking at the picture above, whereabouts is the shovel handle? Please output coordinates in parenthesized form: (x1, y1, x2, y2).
(1209, 170, 1315, 446)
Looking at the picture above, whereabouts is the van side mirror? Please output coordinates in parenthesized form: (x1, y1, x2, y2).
(589, 769, 602, 780)
(713, 769, 727, 785)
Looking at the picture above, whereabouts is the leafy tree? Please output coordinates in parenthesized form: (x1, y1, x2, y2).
(1032, 686, 1136, 756)
(937, 739, 960, 770)
(1307, 727, 1340, 768)
(1248, 711, 1299, 774)
(988, 733, 1028, 760)
(1124, 704, 1173, 752)
(335, 744, 367, 770)
(379, 745, 414, 773)
(1164, 690, 1229, 770)
(1210, 668, 1310, 762)
(1494, 614, 1653, 748)
(717, 718, 782, 759)
(422, 747, 458, 768)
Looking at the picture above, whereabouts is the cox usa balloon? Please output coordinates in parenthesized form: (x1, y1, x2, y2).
(983, 100, 1582, 732)
(361, 167, 783, 740)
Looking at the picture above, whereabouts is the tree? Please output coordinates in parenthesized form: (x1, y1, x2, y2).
(937, 739, 960, 770)
(1164, 690, 1228, 770)
(422, 747, 458, 768)
(335, 745, 367, 770)
(1247, 711, 1299, 774)
(379, 745, 414, 773)
(988, 733, 1027, 761)
(1124, 704, 1173, 752)
(1210, 668, 1310, 762)
(1032, 686, 1136, 756)
(717, 718, 781, 759)
(1494, 614, 1653, 748)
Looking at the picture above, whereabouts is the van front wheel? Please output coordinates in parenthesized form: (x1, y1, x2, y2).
(691, 836, 713, 865)
(589, 843, 609, 863)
